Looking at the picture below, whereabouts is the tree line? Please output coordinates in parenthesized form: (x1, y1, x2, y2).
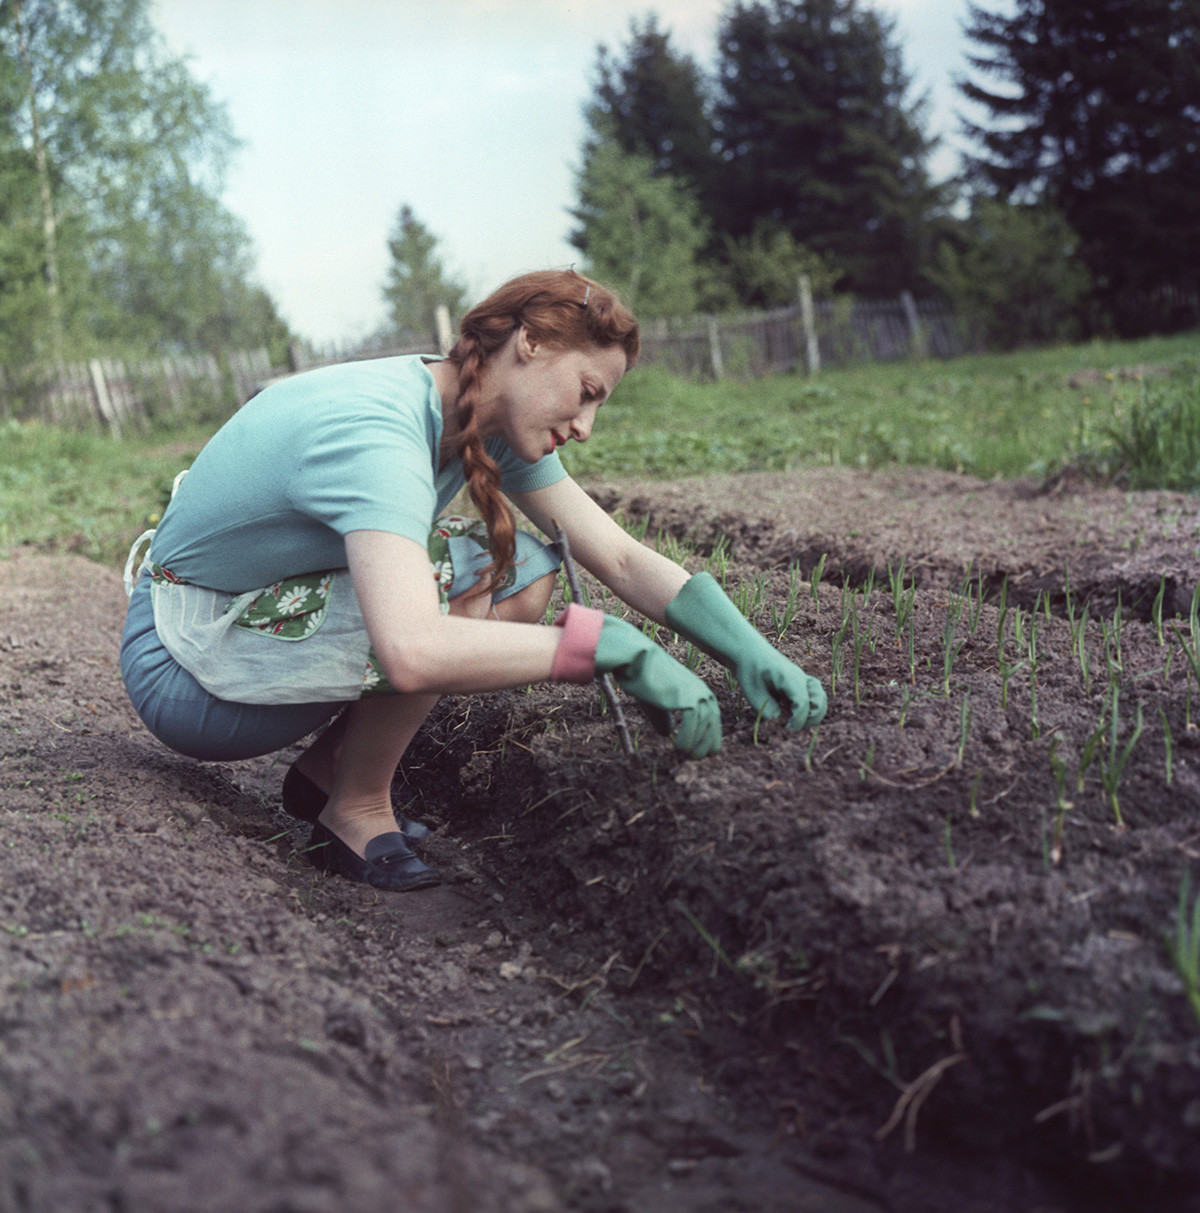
(0, 0, 291, 371)
(564, 0, 1200, 345)
(393, 0, 1198, 350)
(4, 0, 1197, 372)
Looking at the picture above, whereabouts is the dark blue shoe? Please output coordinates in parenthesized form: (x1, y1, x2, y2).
(282, 765, 431, 842)
(306, 822, 441, 892)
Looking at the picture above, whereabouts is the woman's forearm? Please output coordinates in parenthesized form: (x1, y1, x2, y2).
(371, 613, 560, 695)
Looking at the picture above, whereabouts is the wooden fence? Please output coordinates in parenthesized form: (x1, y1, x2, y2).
(0, 348, 273, 436)
(638, 291, 971, 380)
(0, 292, 973, 435)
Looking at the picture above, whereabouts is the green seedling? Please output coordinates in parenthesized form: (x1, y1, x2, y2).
(859, 740, 876, 782)
(967, 567, 986, 636)
(808, 553, 827, 611)
(674, 900, 737, 976)
(1166, 870, 1200, 1029)
(769, 562, 805, 640)
(898, 684, 913, 729)
(730, 571, 768, 625)
(968, 770, 982, 818)
(1159, 706, 1175, 787)
(1152, 576, 1168, 646)
(941, 588, 968, 697)
(851, 591, 868, 703)
(957, 691, 972, 765)
(1096, 688, 1144, 830)
(1027, 608, 1042, 740)
(804, 725, 821, 772)
(705, 534, 732, 586)
(996, 577, 1010, 665)
(887, 557, 910, 630)
(1075, 604, 1092, 693)
(1048, 738, 1071, 866)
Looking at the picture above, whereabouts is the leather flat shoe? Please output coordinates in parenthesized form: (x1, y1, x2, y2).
(306, 822, 442, 892)
(281, 765, 431, 842)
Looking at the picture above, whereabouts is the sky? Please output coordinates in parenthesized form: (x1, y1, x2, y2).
(152, 0, 980, 348)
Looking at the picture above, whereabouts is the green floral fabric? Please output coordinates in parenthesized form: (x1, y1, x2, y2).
(149, 515, 503, 699)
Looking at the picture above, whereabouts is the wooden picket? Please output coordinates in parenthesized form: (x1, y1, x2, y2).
(0, 348, 273, 434)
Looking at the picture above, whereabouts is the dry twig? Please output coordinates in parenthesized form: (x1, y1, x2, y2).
(553, 521, 635, 756)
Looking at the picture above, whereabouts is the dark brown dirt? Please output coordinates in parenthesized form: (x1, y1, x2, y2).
(3, 466, 1200, 1213)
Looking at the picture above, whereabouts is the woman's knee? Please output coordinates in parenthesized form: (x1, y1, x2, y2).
(494, 569, 556, 623)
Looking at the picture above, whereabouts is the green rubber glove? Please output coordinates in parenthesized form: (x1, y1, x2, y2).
(665, 572, 827, 730)
(595, 616, 722, 758)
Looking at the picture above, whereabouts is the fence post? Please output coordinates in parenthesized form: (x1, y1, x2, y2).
(706, 315, 724, 379)
(798, 275, 820, 374)
(900, 290, 928, 359)
(435, 305, 453, 356)
(88, 358, 121, 437)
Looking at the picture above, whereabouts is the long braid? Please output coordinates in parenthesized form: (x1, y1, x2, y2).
(448, 328, 516, 595)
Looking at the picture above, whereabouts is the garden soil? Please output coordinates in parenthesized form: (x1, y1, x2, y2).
(3, 465, 1200, 1213)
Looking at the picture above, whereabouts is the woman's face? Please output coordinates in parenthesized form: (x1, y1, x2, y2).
(486, 327, 627, 464)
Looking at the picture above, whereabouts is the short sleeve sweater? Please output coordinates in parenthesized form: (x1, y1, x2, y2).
(149, 356, 566, 593)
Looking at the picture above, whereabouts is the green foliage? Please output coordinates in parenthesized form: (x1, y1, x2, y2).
(928, 198, 1092, 349)
(380, 204, 467, 345)
(0, 0, 291, 364)
(575, 1, 946, 310)
(1074, 364, 1200, 491)
(711, 0, 942, 297)
(0, 418, 209, 567)
(722, 222, 840, 309)
(571, 140, 716, 318)
(589, 15, 715, 196)
(960, 0, 1200, 331)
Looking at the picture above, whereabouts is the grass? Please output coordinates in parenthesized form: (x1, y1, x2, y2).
(563, 330, 1200, 483)
(1, 329, 1198, 570)
(0, 418, 212, 568)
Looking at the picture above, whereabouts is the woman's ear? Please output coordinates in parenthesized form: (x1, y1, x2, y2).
(515, 325, 540, 362)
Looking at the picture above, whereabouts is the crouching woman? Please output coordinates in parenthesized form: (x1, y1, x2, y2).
(120, 271, 826, 893)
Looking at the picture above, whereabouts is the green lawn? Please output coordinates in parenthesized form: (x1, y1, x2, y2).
(2, 329, 1197, 569)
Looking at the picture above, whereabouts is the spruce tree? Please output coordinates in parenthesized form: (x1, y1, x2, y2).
(960, 0, 1200, 330)
(711, 0, 940, 296)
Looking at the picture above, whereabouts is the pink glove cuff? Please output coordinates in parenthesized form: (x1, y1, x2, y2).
(550, 604, 604, 684)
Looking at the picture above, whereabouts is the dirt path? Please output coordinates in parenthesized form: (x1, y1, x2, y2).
(3, 467, 1200, 1213)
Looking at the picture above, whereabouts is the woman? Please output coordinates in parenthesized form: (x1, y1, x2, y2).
(121, 270, 826, 893)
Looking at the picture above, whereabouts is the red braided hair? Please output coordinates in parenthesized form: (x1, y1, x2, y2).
(446, 270, 639, 594)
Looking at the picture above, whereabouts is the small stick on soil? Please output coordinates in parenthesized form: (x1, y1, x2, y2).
(553, 520, 635, 757)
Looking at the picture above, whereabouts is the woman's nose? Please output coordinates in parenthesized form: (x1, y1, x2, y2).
(571, 406, 596, 443)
